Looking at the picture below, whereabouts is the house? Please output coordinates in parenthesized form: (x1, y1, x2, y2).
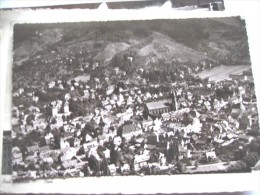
(229, 74, 246, 81)
(156, 142, 167, 153)
(27, 144, 39, 154)
(113, 136, 122, 146)
(106, 85, 116, 95)
(74, 138, 81, 148)
(237, 135, 254, 143)
(231, 104, 242, 118)
(73, 161, 86, 169)
(39, 148, 55, 159)
(64, 101, 70, 114)
(146, 132, 158, 145)
(162, 113, 171, 121)
(32, 119, 48, 131)
(44, 157, 54, 164)
(108, 164, 117, 175)
(191, 134, 199, 143)
(64, 131, 74, 140)
(98, 135, 107, 145)
(121, 123, 142, 140)
(121, 164, 131, 174)
(238, 116, 249, 130)
(84, 119, 99, 133)
(103, 148, 111, 159)
(38, 146, 50, 156)
(60, 138, 70, 149)
(195, 138, 207, 146)
(25, 155, 36, 164)
(179, 146, 189, 159)
(134, 154, 150, 166)
(12, 146, 20, 153)
(13, 152, 23, 164)
(205, 151, 217, 160)
(45, 133, 54, 145)
(60, 153, 73, 166)
(63, 168, 80, 177)
(145, 144, 156, 150)
(62, 159, 78, 169)
(52, 107, 58, 117)
(142, 120, 154, 131)
(83, 138, 98, 150)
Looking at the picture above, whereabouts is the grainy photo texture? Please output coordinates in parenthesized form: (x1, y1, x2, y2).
(11, 17, 260, 182)
(2, 131, 12, 175)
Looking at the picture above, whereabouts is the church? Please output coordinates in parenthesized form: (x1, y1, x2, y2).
(143, 90, 178, 119)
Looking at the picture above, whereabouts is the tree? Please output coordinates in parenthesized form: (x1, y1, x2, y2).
(51, 117, 57, 124)
(166, 139, 179, 163)
(27, 162, 36, 171)
(40, 161, 50, 172)
(53, 136, 60, 149)
(39, 137, 47, 147)
(100, 158, 110, 176)
(88, 154, 100, 175)
(149, 151, 159, 163)
(228, 160, 247, 172)
(175, 161, 184, 174)
(243, 152, 259, 168)
(81, 164, 90, 177)
(25, 130, 41, 144)
(76, 146, 85, 156)
(248, 138, 260, 155)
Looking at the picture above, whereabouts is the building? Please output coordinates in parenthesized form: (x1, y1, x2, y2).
(98, 135, 107, 145)
(146, 132, 158, 145)
(83, 138, 98, 150)
(38, 146, 51, 159)
(229, 74, 246, 81)
(12, 151, 23, 164)
(121, 123, 143, 140)
(134, 154, 150, 170)
(156, 142, 167, 153)
(143, 91, 177, 119)
(27, 144, 39, 154)
(144, 99, 172, 118)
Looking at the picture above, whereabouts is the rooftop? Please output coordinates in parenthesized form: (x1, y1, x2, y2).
(39, 146, 50, 152)
(27, 144, 39, 153)
(122, 124, 136, 134)
(146, 99, 172, 111)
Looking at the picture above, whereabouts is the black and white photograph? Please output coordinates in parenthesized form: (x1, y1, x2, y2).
(10, 16, 260, 182)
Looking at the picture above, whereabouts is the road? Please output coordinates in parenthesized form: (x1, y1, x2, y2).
(185, 161, 238, 173)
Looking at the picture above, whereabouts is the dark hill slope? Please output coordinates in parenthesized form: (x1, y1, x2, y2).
(12, 17, 251, 90)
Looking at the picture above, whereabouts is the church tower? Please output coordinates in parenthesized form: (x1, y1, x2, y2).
(64, 101, 70, 114)
(171, 90, 178, 111)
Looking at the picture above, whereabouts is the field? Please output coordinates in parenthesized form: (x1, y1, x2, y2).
(195, 65, 251, 82)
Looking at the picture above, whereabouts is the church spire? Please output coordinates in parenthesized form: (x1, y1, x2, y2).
(171, 89, 177, 111)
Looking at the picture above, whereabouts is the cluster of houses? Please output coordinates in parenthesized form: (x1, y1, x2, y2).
(11, 59, 259, 180)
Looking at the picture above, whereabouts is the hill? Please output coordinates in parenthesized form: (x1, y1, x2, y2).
(12, 17, 251, 90)
(139, 32, 207, 64)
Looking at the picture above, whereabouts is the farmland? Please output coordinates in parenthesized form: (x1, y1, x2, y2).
(195, 65, 251, 82)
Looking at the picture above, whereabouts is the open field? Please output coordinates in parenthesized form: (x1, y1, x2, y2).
(195, 65, 251, 82)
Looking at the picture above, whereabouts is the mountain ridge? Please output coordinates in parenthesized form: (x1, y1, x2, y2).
(12, 17, 251, 90)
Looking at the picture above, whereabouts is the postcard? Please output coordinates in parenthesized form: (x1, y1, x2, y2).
(0, 2, 259, 194)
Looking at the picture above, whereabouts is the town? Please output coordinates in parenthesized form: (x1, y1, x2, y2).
(11, 20, 260, 181)
(11, 60, 260, 180)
